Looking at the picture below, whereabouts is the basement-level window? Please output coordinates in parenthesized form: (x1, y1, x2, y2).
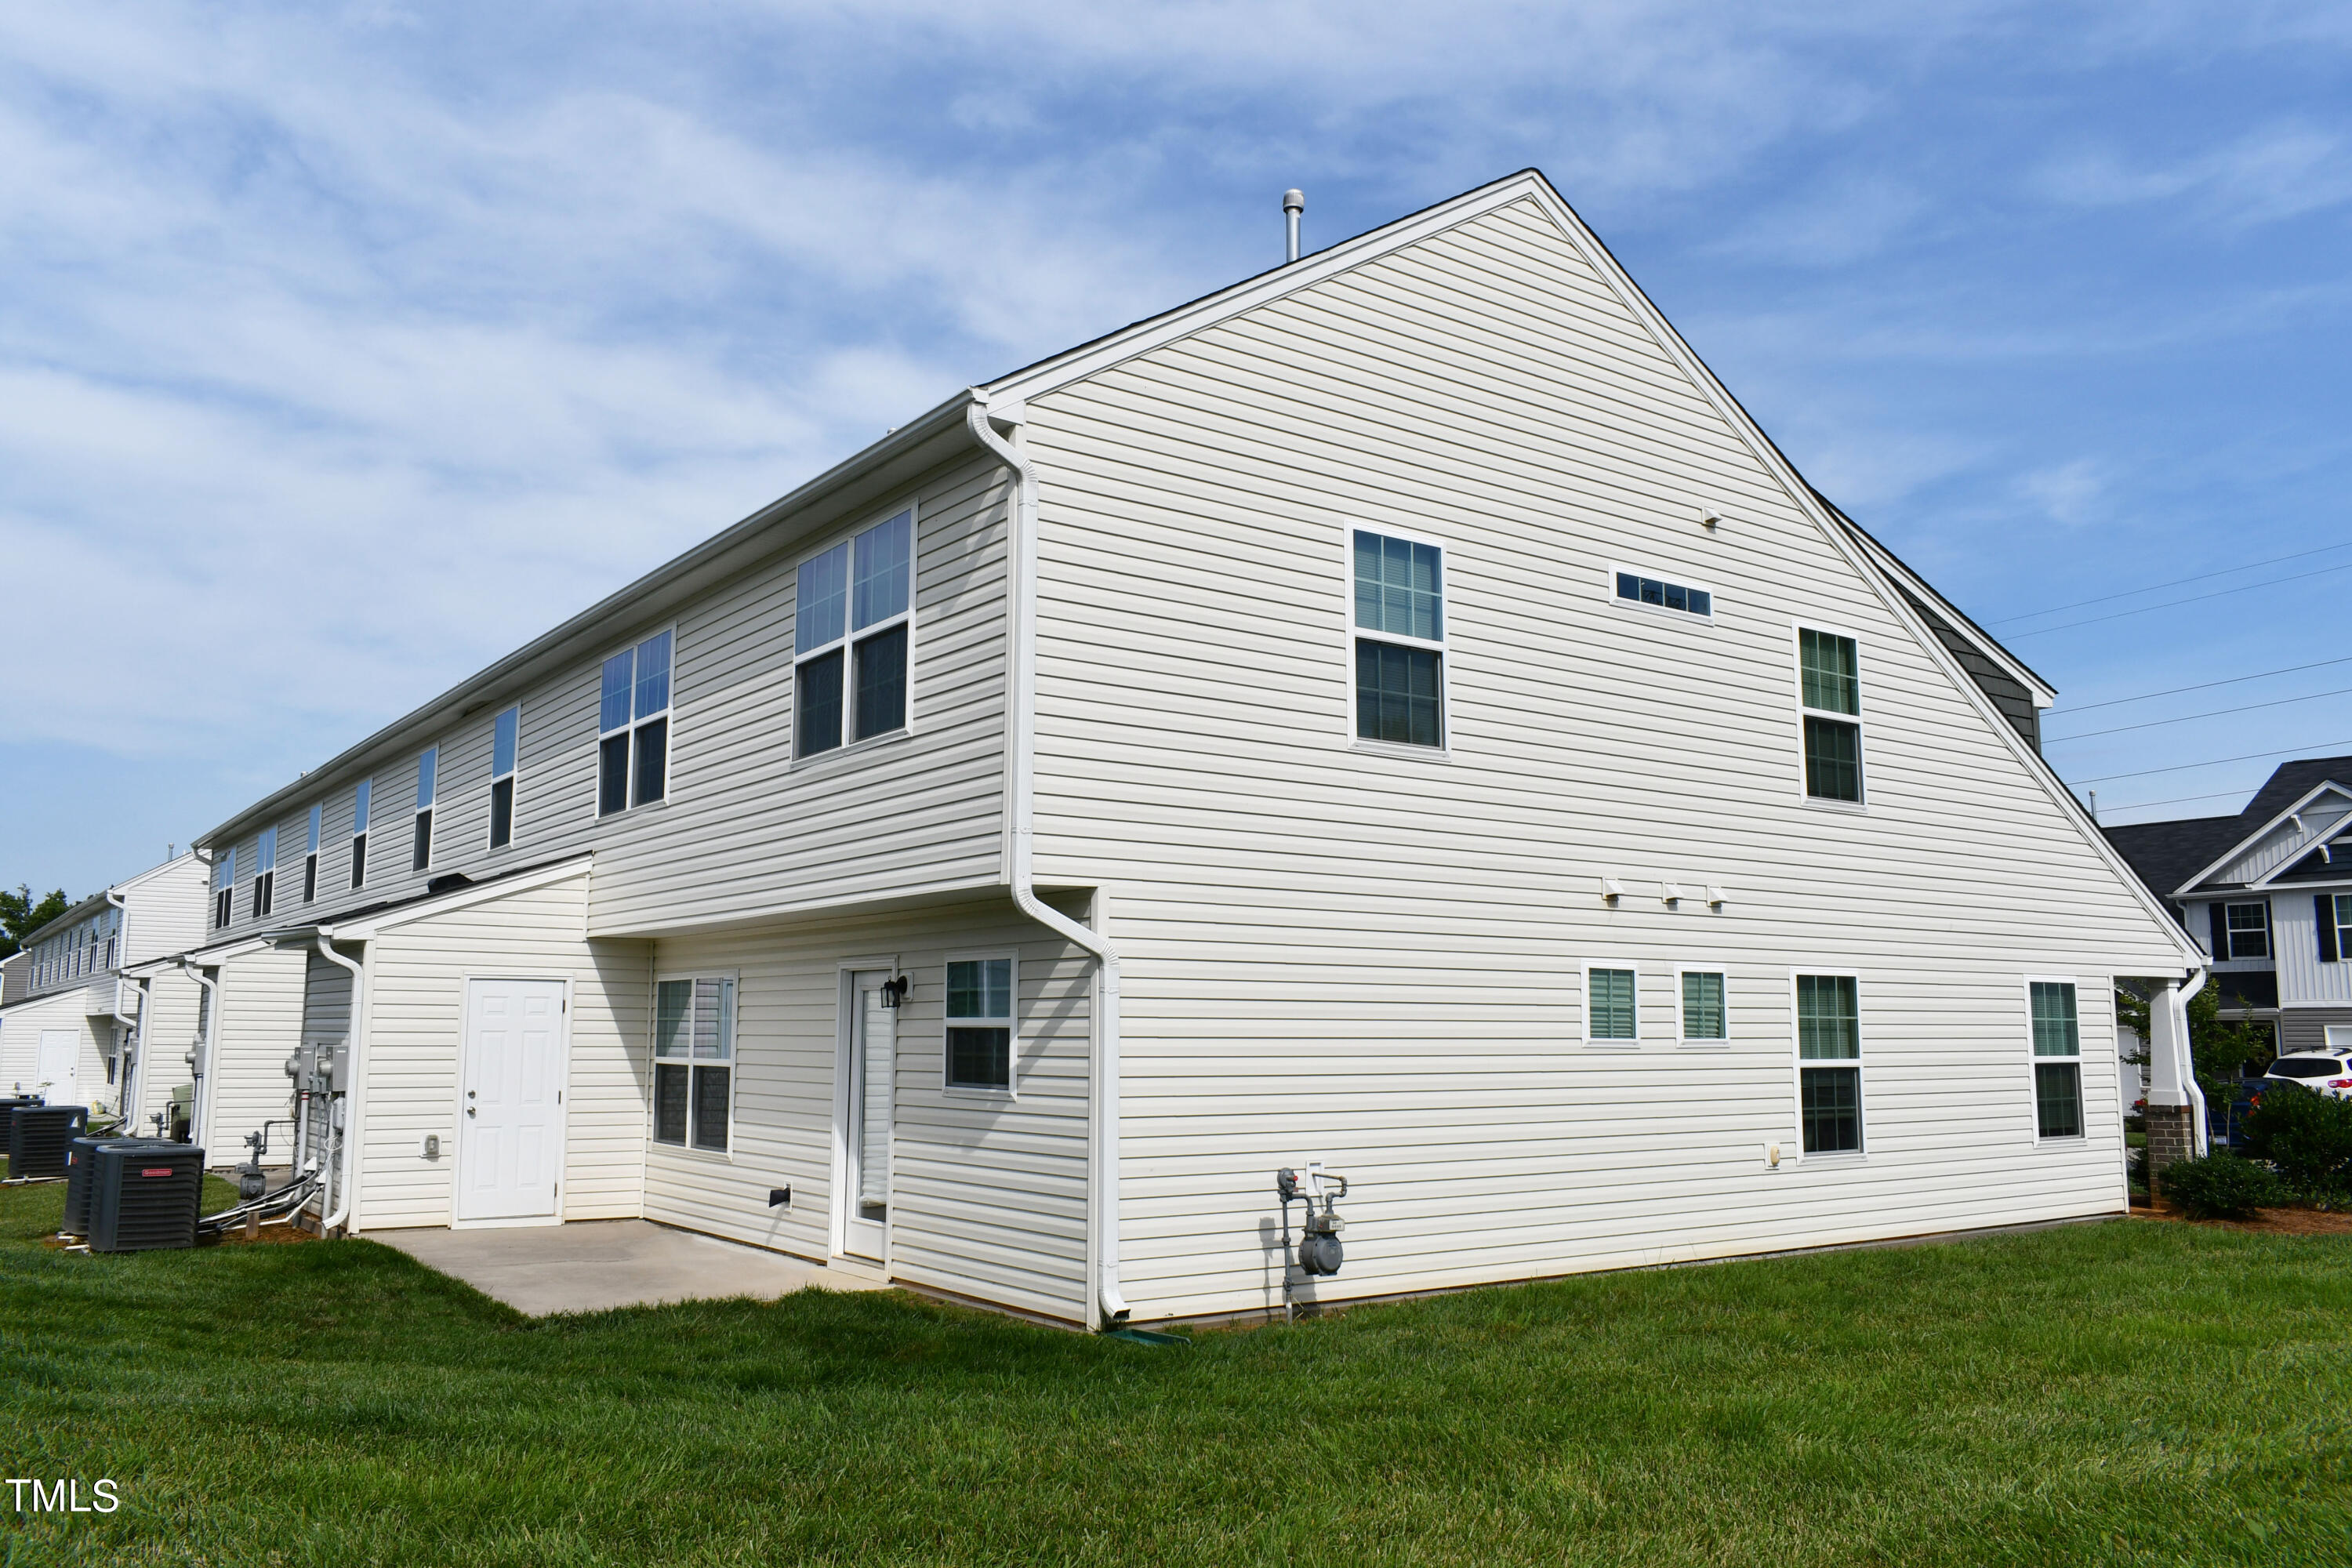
(2030, 980, 2082, 1140)
(600, 630, 673, 815)
(1796, 973, 1862, 1154)
(1352, 529, 1446, 749)
(654, 976, 733, 1152)
(1798, 629, 1864, 804)
(945, 956, 1015, 1091)
(797, 509, 913, 757)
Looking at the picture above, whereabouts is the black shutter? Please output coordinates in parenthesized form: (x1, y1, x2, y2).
(2319, 895, 2339, 964)
(2210, 902, 2230, 961)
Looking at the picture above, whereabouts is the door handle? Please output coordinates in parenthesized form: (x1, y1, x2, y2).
(466, 1108, 476, 1117)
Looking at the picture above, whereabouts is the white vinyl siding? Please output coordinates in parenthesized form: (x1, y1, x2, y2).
(1025, 193, 2171, 1320)
(203, 947, 307, 1165)
(354, 871, 648, 1232)
(648, 897, 1093, 1325)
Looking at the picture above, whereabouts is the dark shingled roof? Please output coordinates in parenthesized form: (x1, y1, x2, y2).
(2103, 756, 2352, 901)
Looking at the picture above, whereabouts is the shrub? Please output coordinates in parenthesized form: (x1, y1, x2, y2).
(2241, 1086, 2352, 1196)
(2156, 1151, 2288, 1219)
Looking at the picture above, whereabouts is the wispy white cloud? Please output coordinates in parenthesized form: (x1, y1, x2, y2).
(2034, 124, 2352, 228)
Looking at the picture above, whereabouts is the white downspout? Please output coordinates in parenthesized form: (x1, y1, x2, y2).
(965, 395, 1131, 1327)
(104, 887, 138, 1121)
(313, 929, 365, 1233)
(2147, 967, 2212, 1159)
(176, 959, 221, 1152)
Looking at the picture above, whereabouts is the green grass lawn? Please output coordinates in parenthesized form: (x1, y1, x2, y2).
(4, 1182, 2349, 1567)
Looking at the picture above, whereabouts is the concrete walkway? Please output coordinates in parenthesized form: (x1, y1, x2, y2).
(376, 1220, 885, 1316)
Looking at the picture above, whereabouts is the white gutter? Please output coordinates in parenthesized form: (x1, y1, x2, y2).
(964, 396, 1131, 1327)
(2179, 967, 2210, 1157)
(311, 930, 365, 1233)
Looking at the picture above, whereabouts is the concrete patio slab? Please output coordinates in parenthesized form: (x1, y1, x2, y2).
(373, 1219, 885, 1316)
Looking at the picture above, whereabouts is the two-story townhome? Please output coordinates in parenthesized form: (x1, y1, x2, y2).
(176, 169, 2198, 1328)
(0, 853, 209, 1127)
(2107, 756, 2352, 1058)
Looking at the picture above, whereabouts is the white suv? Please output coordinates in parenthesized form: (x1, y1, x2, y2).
(2260, 1055, 2352, 1099)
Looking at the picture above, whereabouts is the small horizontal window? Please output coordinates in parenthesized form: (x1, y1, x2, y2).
(1616, 571, 1711, 618)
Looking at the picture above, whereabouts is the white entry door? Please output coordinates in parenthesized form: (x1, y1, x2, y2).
(456, 978, 567, 1222)
(35, 1031, 78, 1105)
(840, 970, 895, 1260)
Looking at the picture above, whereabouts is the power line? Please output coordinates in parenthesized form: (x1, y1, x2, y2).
(2045, 683, 2352, 744)
(1988, 539, 2352, 626)
(2003, 559, 2352, 641)
(2049, 655, 2352, 717)
(2073, 740, 2352, 786)
(2092, 786, 2267, 815)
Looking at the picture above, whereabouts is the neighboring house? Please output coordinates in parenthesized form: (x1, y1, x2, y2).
(0, 854, 209, 1127)
(2107, 756, 2352, 1059)
(172, 169, 2198, 1328)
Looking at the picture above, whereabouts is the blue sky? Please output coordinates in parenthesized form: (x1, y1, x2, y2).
(5, 2, 2352, 897)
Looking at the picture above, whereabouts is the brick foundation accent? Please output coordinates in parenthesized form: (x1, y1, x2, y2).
(2145, 1104, 2198, 1196)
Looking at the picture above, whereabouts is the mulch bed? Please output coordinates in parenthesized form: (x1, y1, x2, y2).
(2129, 1196, 2352, 1236)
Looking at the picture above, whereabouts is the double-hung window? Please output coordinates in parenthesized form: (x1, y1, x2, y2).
(2029, 980, 2083, 1140)
(303, 804, 321, 903)
(796, 509, 913, 758)
(945, 956, 1015, 1091)
(654, 976, 733, 1152)
(600, 631, 673, 814)
(1796, 973, 1862, 1153)
(412, 747, 437, 872)
(253, 826, 277, 919)
(488, 706, 520, 850)
(2321, 895, 2352, 963)
(2217, 901, 2270, 960)
(1586, 966, 1639, 1044)
(351, 779, 371, 890)
(1680, 971, 1727, 1042)
(1352, 529, 1446, 749)
(212, 849, 235, 930)
(1798, 629, 1864, 804)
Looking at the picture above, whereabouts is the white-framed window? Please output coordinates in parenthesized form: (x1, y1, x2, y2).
(212, 848, 235, 930)
(1613, 566, 1714, 621)
(2321, 894, 2352, 964)
(1794, 971, 1863, 1154)
(2222, 901, 2271, 960)
(351, 779, 372, 890)
(253, 826, 277, 920)
(1584, 963, 1639, 1046)
(600, 629, 673, 815)
(1795, 627, 1864, 806)
(1678, 969, 1728, 1044)
(2027, 978, 2083, 1141)
(653, 975, 734, 1152)
(795, 508, 913, 759)
(412, 747, 437, 872)
(303, 804, 321, 903)
(944, 954, 1016, 1091)
(488, 705, 520, 850)
(1351, 528, 1447, 750)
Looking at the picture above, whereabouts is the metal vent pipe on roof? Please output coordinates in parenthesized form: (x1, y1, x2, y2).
(1283, 189, 1304, 262)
